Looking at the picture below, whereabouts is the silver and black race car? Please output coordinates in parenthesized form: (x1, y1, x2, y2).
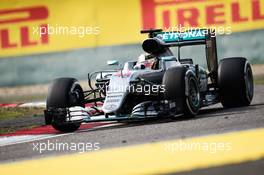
(44, 29, 254, 132)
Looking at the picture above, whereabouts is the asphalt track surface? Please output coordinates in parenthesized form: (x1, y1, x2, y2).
(0, 85, 264, 174)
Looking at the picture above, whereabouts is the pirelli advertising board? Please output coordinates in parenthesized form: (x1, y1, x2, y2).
(0, 0, 264, 57)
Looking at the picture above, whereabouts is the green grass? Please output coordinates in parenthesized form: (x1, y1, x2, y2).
(0, 107, 44, 121)
(0, 107, 44, 134)
(0, 125, 38, 134)
(254, 75, 264, 85)
(0, 94, 46, 103)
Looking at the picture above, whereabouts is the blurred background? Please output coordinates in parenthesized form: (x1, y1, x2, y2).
(0, 0, 264, 101)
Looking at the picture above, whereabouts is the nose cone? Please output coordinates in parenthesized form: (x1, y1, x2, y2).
(102, 92, 126, 113)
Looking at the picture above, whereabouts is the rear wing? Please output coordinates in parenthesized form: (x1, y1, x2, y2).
(158, 30, 205, 46)
(141, 28, 214, 46)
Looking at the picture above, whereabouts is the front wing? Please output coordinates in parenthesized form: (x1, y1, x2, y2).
(44, 100, 180, 125)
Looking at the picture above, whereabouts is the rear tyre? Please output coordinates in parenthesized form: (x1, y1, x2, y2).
(46, 78, 85, 132)
(218, 57, 254, 108)
(163, 67, 200, 118)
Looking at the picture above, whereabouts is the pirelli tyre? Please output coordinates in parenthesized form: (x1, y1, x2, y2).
(218, 57, 254, 108)
(46, 78, 85, 132)
(162, 67, 200, 118)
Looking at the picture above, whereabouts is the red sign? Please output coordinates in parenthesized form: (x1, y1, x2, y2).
(0, 6, 49, 49)
(140, 0, 264, 29)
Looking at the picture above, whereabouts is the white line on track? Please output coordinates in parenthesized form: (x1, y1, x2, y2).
(0, 123, 121, 147)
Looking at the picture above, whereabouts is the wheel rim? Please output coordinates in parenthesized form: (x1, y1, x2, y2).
(69, 84, 84, 107)
(245, 65, 254, 101)
(188, 77, 200, 108)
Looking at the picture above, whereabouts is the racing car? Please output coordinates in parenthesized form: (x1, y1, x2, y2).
(44, 29, 254, 132)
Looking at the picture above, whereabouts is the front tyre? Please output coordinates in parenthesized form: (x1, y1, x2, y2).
(46, 78, 85, 132)
(218, 57, 254, 108)
(163, 67, 200, 118)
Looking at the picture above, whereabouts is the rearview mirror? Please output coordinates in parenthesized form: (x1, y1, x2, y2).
(107, 60, 119, 66)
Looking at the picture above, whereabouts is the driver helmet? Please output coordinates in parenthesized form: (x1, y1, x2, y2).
(134, 53, 155, 69)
